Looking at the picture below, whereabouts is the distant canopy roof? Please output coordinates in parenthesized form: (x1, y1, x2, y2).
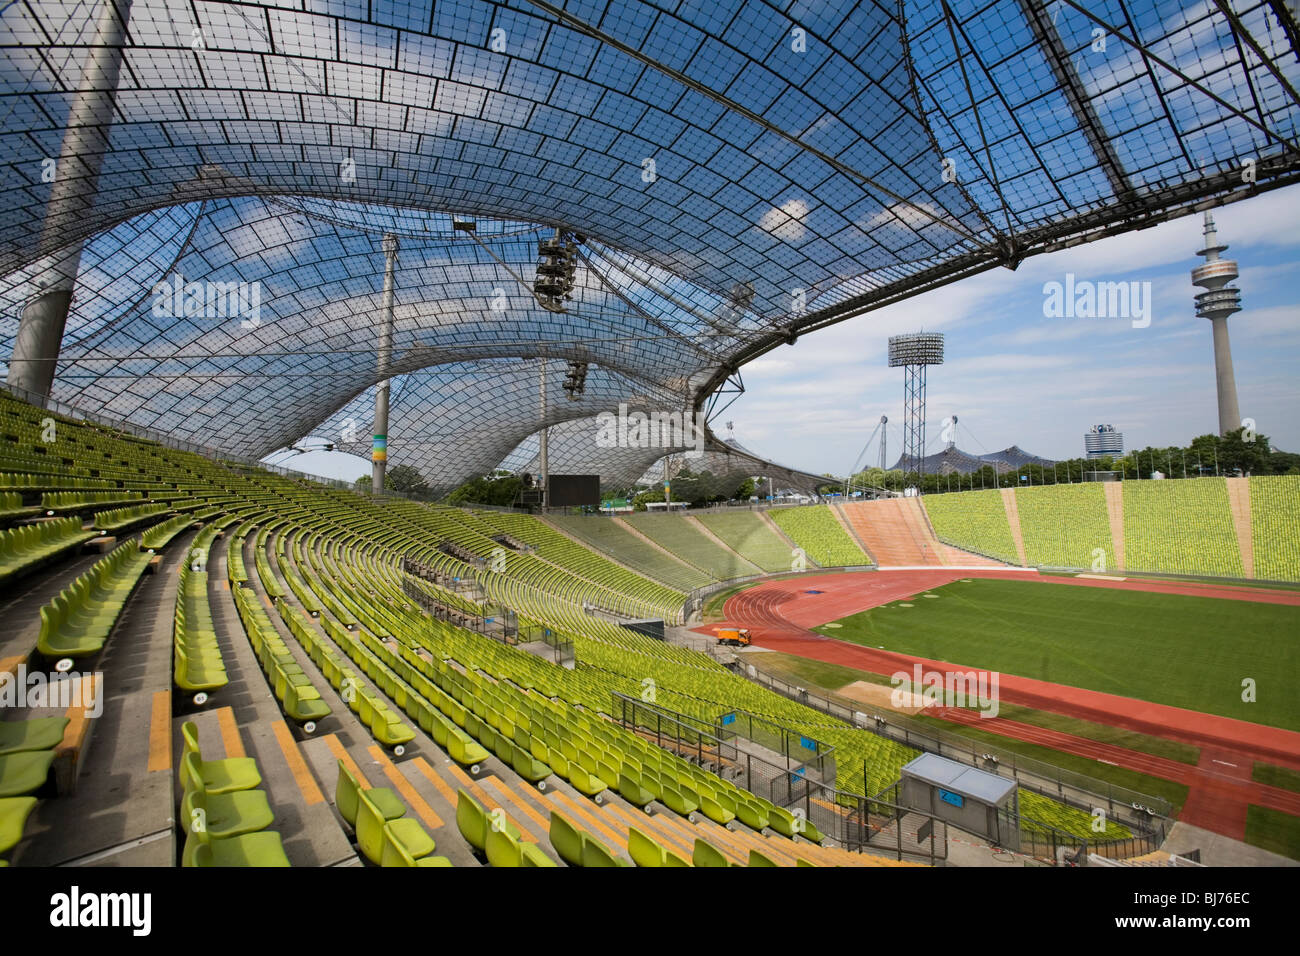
(889, 444, 1056, 474)
(2, 0, 1298, 485)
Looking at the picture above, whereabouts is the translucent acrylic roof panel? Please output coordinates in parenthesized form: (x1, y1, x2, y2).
(0, 0, 1296, 473)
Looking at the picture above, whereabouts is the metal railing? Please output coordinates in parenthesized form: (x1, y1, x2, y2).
(612, 692, 947, 864)
(402, 561, 573, 666)
(733, 656, 1173, 826)
(713, 707, 836, 786)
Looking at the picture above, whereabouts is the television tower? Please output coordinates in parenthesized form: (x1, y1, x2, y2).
(1191, 212, 1242, 436)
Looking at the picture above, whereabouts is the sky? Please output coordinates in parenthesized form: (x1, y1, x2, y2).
(718, 185, 1300, 477)
(269, 184, 1300, 484)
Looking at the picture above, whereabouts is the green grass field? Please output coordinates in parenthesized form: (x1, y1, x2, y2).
(1245, 805, 1300, 860)
(812, 578, 1300, 731)
(1252, 762, 1300, 794)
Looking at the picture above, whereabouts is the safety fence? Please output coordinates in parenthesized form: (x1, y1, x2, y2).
(612, 692, 947, 864)
(732, 656, 1172, 857)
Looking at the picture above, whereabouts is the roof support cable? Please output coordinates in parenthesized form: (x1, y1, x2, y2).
(938, 0, 1021, 252)
(1053, 0, 1300, 157)
(1212, 0, 1300, 116)
(519, 0, 985, 248)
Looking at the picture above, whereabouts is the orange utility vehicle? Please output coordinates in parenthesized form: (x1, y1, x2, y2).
(713, 627, 752, 647)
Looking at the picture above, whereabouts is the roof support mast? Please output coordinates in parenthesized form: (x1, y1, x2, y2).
(7, 0, 133, 399)
(372, 234, 398, 493)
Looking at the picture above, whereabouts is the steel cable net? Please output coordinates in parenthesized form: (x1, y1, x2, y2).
(503, 426, 834, 498)
(318, 359, 694, 494)
(0, 194, 746, 464)
(0, 0, 1297, 479)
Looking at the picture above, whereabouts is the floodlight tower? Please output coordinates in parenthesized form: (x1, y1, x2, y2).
(888, 333, 945, 487)
(1192, 212, 1243, 436)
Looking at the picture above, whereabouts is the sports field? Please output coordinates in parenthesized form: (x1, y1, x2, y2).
(811, 578, 1300, 732)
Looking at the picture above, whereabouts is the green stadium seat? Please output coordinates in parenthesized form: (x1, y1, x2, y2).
(382, 824, 452, 867)
(180, 764, 275, 839)
(455, 789, 519, 854)
(0, 750, 55, 797)
(180, 722, 261, 794)
(333, 760, 405, 830)
(617, 771, 655, 808)
(0, 796, 38, 854)
(357, 789, 434, 865)
(626, 826, 690, 867)
(182, 827, 291, 868)
(0, 717, 69, 756)
(692, 838, 732, 868)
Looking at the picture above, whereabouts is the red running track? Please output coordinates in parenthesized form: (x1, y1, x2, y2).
(696, 569, 1300, 840)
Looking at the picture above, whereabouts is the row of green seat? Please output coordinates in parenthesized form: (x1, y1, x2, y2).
(275, 599, 415, 743)
(41, 490, 143, 514)
(36, 540, 152, 659)
(0, 715, 71, 862)
(296, 598, 492, 767)
(0, 472, 117, 490)
(456, 789, 553, 867)
(231, 586, 331, 726)
(0, 516, 96, 586)
(173, 559, 229, 696)
(179, 722, 290, 867)
(92, 501, 169, 533)
(141, 513, 198, 551)
(335, 761, 451, 866)
(0, 491, 40, 524)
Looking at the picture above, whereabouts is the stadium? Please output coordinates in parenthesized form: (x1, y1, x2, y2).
(0, 0, 1297, 899)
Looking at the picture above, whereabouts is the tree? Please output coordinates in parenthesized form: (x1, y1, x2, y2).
(445, 473, 522, 507)
(355, 475, 372, 490)
(385, 463, 430, 496)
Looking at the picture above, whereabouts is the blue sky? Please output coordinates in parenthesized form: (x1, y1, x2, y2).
(723, 185, 1300, 476)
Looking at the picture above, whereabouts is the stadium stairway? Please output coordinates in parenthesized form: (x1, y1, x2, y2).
(1103, 483, 1127, 571)
(5, 532, 183, 865)
(837, 499, 944, 566)
(189, 533, 357, 865)
(999, 490, 1029, 566)
(1224, 478, 1255, 578)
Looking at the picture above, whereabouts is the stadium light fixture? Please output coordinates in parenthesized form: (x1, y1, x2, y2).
(535, 229, 580, 313)
(562, 360, 588, 400)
